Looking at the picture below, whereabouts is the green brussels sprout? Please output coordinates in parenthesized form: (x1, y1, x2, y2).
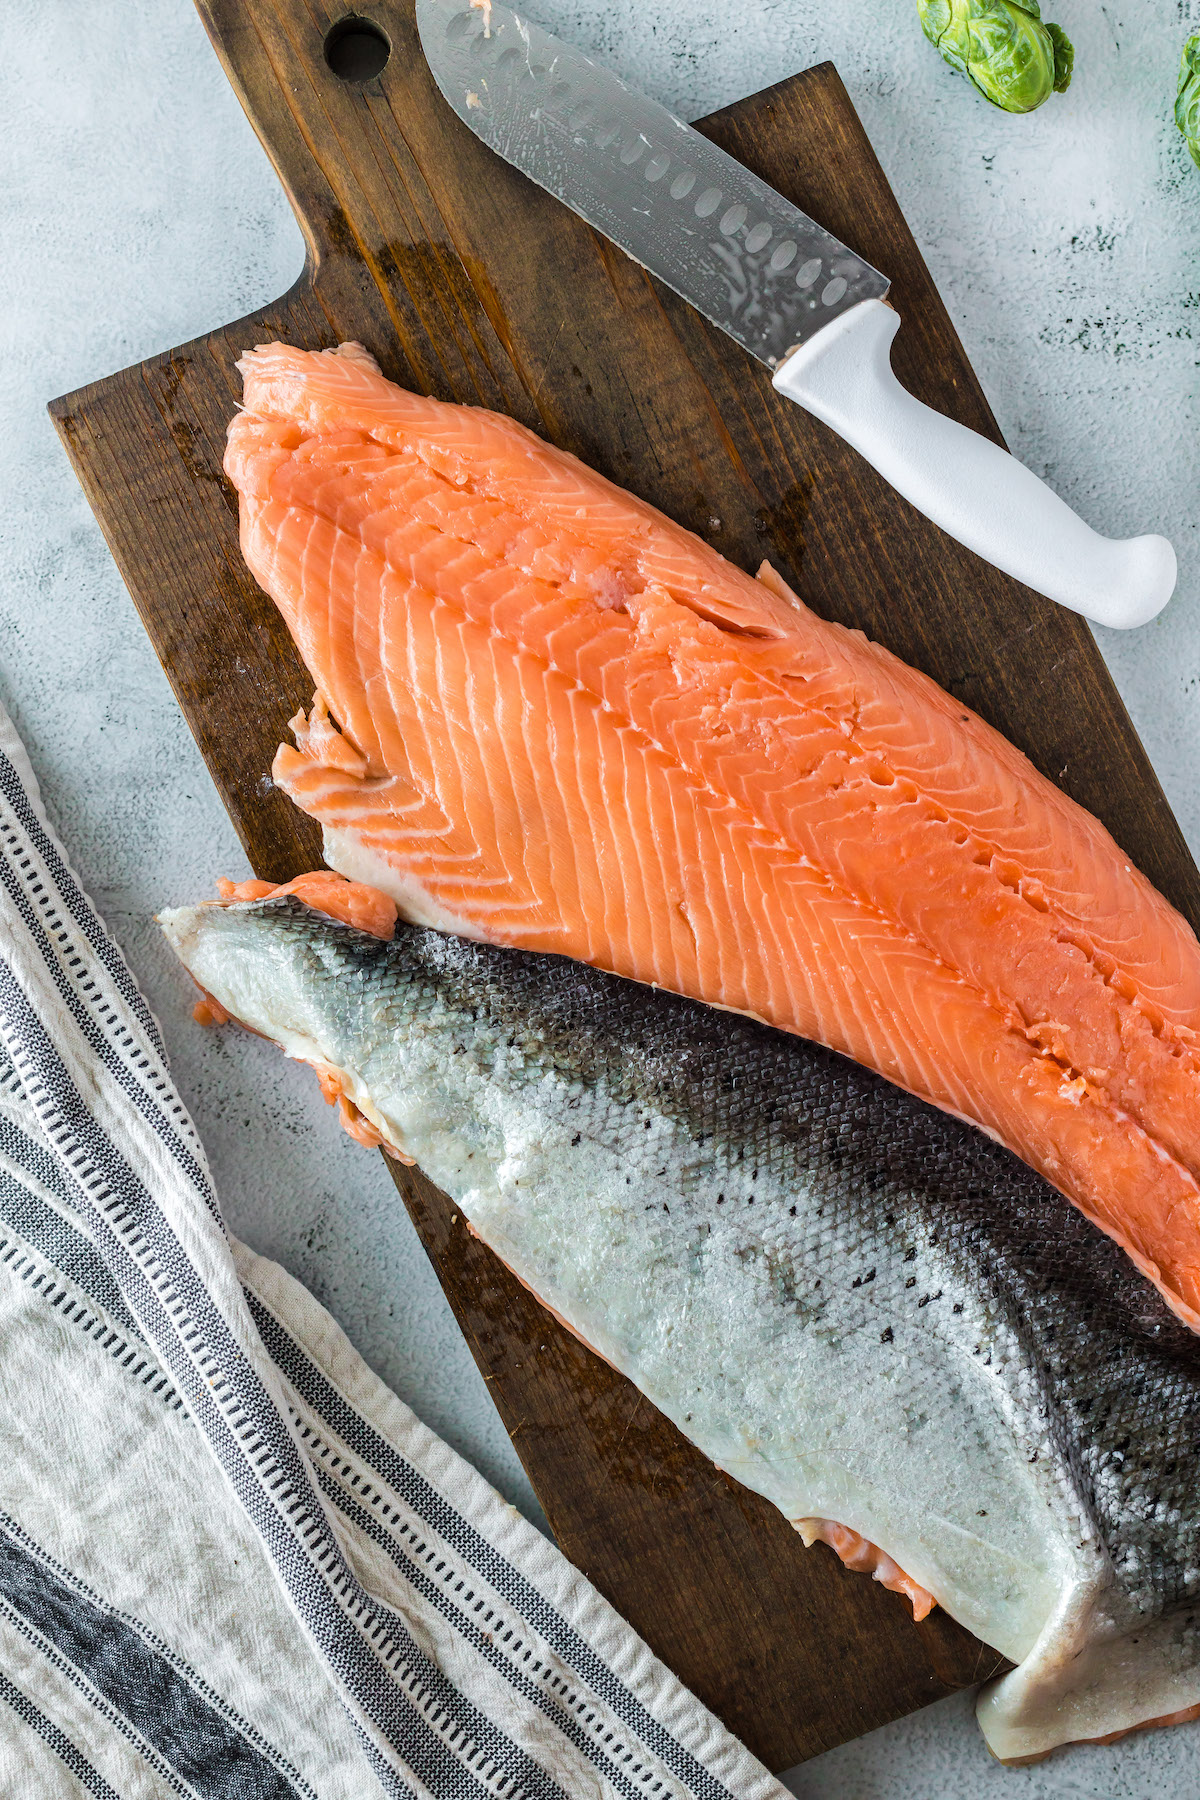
(1176, 35, 1200, 170)
(918, 0, 1074, 113)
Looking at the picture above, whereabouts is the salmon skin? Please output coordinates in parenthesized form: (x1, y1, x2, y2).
(225, 340, 1200, 1326)
(159, 890, 1200, 1761)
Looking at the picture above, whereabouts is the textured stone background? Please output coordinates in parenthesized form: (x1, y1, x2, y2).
(5, 0, 1200, 1791)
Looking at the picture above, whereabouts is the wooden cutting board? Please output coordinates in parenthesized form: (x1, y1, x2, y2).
(50, 0, 1200, 1770)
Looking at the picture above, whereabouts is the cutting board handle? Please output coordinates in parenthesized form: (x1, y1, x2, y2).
(197, 0, 586, 413)
(197, 0, 440, 271)
(195, 0, 520, 403)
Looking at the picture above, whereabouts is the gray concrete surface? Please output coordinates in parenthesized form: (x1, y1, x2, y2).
(4, 0, 1200, 1791)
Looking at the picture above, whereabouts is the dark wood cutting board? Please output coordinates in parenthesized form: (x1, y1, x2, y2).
(50, 0, 1200, 1770)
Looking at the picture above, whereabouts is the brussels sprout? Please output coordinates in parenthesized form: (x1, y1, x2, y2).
(1176, 35, 1200, 170)
(918, 0, 1074, 113)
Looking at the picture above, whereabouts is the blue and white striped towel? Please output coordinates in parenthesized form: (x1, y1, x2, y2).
(0, 701, 788, 1800)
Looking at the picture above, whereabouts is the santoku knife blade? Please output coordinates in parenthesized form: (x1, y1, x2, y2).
(416, 0, 1175, 628)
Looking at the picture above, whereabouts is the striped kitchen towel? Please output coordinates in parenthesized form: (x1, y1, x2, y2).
(0, 700, 788, 1800)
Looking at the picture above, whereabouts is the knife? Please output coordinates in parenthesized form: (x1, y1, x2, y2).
(414, 0, 1174, 629)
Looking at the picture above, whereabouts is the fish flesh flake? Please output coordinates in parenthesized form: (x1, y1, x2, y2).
(160, 892, 1200, 1762)
(223, 340, 1200, 1332)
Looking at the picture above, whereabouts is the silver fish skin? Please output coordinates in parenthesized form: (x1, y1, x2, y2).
(160, 895, 1200, 1760)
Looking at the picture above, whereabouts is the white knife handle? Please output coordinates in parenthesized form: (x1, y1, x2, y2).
(772, 300, 1175, 630)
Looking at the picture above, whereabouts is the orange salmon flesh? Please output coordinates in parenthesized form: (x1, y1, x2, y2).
(225, 340, 1200, 1330)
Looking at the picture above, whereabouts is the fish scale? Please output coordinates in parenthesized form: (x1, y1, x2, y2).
(162, 892, 1200, 1761)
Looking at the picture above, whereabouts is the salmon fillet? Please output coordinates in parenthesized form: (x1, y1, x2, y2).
(225, 340, 1200, 1326)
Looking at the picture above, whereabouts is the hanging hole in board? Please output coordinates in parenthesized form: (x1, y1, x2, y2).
(324, 16, 392, 82)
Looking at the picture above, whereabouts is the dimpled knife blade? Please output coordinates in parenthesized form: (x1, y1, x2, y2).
(416, 0, 890, 368)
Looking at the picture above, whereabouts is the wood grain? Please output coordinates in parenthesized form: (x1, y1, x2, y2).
(48, 0, 1197, 1768)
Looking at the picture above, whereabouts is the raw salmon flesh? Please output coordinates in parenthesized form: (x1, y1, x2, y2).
(225, 341, 1200, 1328)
